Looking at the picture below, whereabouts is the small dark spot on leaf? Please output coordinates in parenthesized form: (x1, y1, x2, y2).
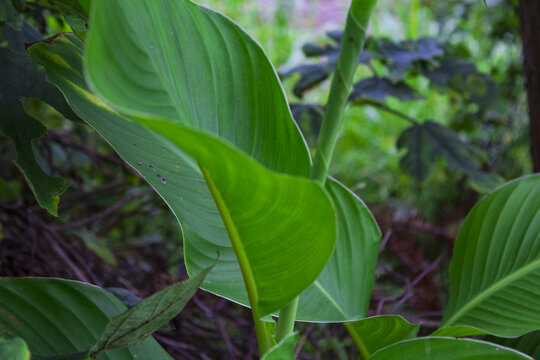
(349, 36, 354, 42)
(137, 161, 143, 166)
(149, 165, 156, 171)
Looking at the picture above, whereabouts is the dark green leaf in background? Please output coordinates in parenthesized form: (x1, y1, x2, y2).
(376, 38, 444, 78)
(349, 77, 424, 104)
(397, 121, 501, 191)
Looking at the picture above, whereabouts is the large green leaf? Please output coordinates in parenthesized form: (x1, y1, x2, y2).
(32, 33, 336, 317)
(84, 0, 310, 177)
(91, 266, 211, 356)
(30, 3, 379, 322)
(436, 175, 540, 337)
(369, 337, 533, 360)
(30, 0, 380, 321)
(0, 337, 30, 360)
(0, 278, 171, 360)
(345, 316, 419, 358)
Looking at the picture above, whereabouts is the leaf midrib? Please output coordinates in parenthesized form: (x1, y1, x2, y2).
(444, 257, 540, 327)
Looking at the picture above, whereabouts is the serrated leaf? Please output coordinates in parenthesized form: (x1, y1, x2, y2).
(0, 278, 172, 359)
(397, 121, 501, 191)
(345, 316, 419, 358)
(0, 337, 30, 360)
(435, 175, 540, 337)
(349, 77, 424, 104)
(370, 337, 533, 360)
(90, 266, 211, 355)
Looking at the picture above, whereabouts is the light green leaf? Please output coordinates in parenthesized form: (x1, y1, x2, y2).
(295, 179, 380, 321)
(0, 278, 172, 360)
(90, 266, 211, 356)
(0, 337, 30, 360)
(436, 175, 540, 337)
(369, 337, 533, 360)
(345, 316, 419, 359)
(261, 332, 298, 360)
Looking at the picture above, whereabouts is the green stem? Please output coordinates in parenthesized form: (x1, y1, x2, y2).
(275, 0, 378, 345)
(274, 296, 299, 342)
(310, 0, 378, 184)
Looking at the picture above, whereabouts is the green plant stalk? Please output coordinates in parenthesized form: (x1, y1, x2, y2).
(275, 0, 378, 343)
(309, 0, 378, 184)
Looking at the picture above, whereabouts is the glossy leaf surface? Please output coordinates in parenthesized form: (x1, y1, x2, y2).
(437, 175, 540, 337)
(370, 337, 532, 360)
(345, 316, 419, 358)
(0, 278, 171, 359)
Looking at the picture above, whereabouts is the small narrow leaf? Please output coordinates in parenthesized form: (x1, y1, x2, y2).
(90, 266, 212, 355)
(370, 337, 533, 360)
(345, 315, 419, 358)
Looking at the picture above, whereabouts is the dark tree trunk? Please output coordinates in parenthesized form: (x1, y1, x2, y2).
(518, 0, 540, 172)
